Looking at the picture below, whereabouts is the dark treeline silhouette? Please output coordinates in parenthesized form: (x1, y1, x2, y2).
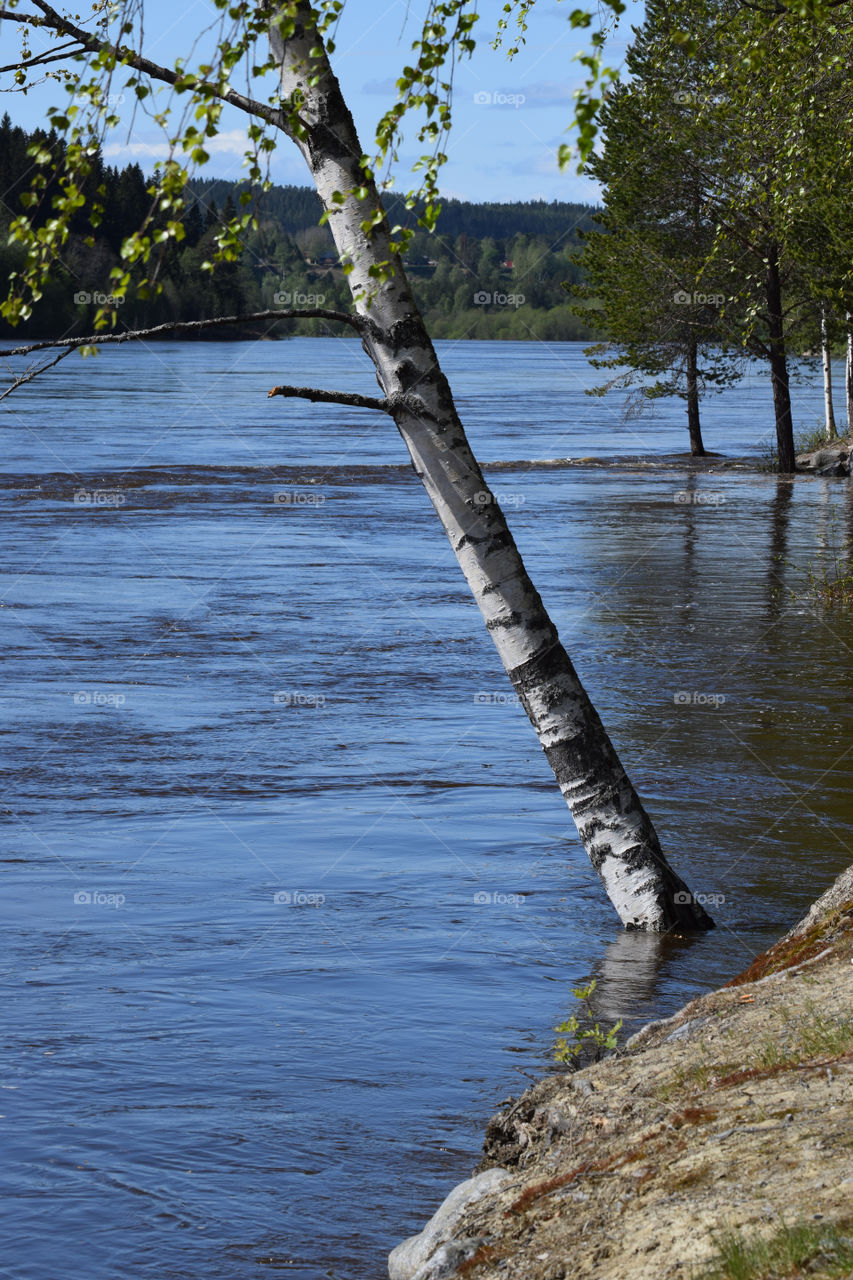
(185, 176, 597, 244)
(1, 115, 599, 341)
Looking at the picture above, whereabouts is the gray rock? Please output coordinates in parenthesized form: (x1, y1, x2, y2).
(782, 863, 853, 942)
(624, 1013, 675, 1050)
(388, 1168, 513, 1280)
(796, 445, 850, 476)
(410, 1237, 487, 1280)
(665, 1016, 710, 1043)
(542, 1104, 577, 1135)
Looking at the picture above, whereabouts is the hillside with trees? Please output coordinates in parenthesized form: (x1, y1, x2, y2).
(0, 115, 598, 343)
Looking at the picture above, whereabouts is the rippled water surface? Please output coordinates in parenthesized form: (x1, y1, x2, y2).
(2, 339, 852, 1279)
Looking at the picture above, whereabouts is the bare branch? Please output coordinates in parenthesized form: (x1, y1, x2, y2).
(0, 345, 74, 401)
(0, 308, 362, 360)
(8, 0, 286, 127)
(0, 46, 79, 72)
(267, 385, 391, 414)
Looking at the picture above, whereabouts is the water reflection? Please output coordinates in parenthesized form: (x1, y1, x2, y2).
(583, 931, 707, 1035)
(766, 478, 794, 619)
(677, 471, 698, 603)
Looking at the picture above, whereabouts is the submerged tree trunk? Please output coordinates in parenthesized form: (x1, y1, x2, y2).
(766, 244, 796, 473)
(821, 306, 837, 440)
(685, 337, 706, 456)
(270, 7, 712, 932)
(846, 315, 853, 433)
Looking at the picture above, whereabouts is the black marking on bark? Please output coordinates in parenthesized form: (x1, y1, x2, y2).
(579, 816, 617, 842)
(386, 313, 432, 355)
(456, 522, 514, 557)
(506, 634, 572, 692)
(396, 358, 429, 394)
(482, 528, 518, 558)
(455, 532, 489, 552)
(486, 612, 524, 632)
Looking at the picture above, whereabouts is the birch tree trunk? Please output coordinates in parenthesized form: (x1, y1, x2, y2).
(846, 315, 853, 432)
(821, 305, 837, 439)
(270, 6, 713, 931)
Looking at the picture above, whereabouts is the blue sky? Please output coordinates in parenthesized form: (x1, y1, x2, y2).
(4, 0, 644, 204)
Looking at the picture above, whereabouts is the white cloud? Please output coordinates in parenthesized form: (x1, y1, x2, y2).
(103, 129, 251, 162)
(507, 80, 582, 109)
(361, 77, 399, 95)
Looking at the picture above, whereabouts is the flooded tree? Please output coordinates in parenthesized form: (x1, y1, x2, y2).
(0, 1, 714, 931)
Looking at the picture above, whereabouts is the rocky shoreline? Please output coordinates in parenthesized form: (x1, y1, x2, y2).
(389, 865, 853, 1280)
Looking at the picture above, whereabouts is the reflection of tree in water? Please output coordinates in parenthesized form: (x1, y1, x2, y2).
(843, 477, 853, 562)
(679, 472, 698, 600)
(580, 930, 704, 1039)
(766, 478, 794, 621)
(810, 476, 853, 600)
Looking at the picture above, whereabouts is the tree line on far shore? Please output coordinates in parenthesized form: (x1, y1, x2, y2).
(0, 114, 597, 345)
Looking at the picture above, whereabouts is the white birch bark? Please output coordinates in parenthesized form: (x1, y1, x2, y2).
(822, 306, 837, 439)
(270, 6, 713, 931)
(846, 314, 853, 433)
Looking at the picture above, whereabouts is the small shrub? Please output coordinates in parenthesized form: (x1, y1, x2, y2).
(794, 419, 842, 455)
(553, 980, 622, 1066)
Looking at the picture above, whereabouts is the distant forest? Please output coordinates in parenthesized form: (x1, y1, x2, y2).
(0, 116, 599, 342)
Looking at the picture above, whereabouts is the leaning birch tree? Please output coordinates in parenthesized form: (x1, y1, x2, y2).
(0, 0, 714, 931)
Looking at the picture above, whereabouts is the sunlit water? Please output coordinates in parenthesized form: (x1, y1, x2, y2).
(2, 339, 852, 1279)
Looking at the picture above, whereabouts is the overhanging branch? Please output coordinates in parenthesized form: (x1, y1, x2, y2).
(0, 308, 362, 359)
(4, 0, 287, 128)
(0, 346, 74, 402)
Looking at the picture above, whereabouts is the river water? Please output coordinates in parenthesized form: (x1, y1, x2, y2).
(2, 338, 852, 1279)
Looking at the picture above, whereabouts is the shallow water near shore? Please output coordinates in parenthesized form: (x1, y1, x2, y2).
(2, 338, 852, 1279)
